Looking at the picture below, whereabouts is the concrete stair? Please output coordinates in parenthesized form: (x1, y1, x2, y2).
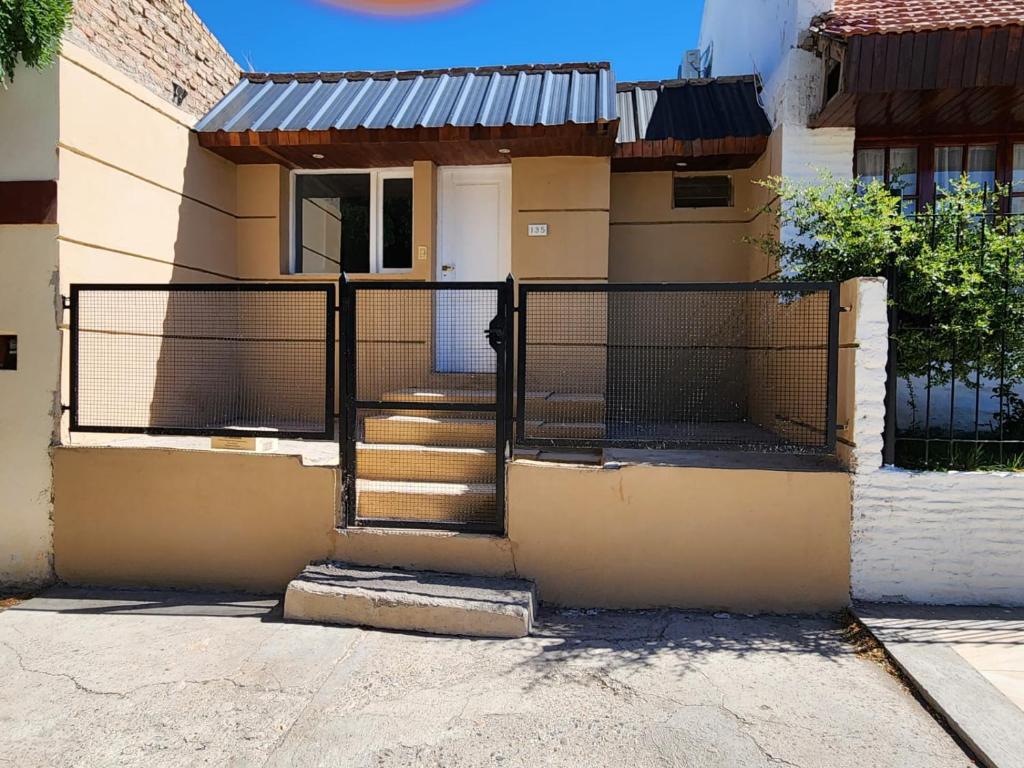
(355, 386, 605, 526)
(357, 442, 494, 483)
(284, 562, 536, 638)
(355, 479, 496, 522)
(364, 414, 494, 448)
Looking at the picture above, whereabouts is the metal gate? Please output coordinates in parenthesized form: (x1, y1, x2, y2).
(339, 278, 514, 534)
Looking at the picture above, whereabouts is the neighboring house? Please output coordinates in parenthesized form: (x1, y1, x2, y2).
(702, 0, 1024, 607)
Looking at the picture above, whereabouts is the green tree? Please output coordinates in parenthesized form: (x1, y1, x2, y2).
(0, 0, 73, 86)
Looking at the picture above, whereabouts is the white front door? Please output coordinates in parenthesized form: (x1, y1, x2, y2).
(435, 166, 511, 373)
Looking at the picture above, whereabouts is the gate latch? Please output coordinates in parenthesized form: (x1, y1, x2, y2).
(485, 315, 505, 352)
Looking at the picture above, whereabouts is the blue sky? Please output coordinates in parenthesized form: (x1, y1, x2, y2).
(189, 0, 705, 83)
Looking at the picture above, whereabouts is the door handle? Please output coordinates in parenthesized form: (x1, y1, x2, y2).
(441, 264, 455, 273)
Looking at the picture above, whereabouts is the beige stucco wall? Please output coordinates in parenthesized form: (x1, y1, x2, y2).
(0, 227, 61, 586)
(609, 148, 777, 283)
(511, 156, 610, 282)
(52, 447, 850, 611)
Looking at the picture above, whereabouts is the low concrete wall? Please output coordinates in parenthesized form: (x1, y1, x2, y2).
(53, 445, 850, 611)
(508, 460, 850, 612)
(847, 277, 1024, 607)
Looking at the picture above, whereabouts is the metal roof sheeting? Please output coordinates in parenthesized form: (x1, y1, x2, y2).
(196, 63, 617, 133)
(615, 76, 771, 144)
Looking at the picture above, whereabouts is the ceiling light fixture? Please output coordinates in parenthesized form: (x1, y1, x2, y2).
(676, 162, 688, 167)
(498, 148, 511, 154)
(312, 153, 325, 160)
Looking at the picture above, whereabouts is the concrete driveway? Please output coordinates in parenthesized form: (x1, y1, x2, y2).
(0, 589, 970, 768)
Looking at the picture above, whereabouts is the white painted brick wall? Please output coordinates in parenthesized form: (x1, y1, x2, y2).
(850, 278, 1024, 606)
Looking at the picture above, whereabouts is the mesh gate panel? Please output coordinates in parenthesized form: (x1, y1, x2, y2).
(72, 285, 334, 438)
(344, 283, 508, 533)
(517, 284, 838, 453)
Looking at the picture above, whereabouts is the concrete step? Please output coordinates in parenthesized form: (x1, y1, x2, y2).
(525, 392, 606, 423)
(364, 414, 494, 448)
(356, 443, 495, 483)
(284, 562, 536, 638)
(525, 420, 607, 440)
(355, 479, 496, 523)
(380, 388, 605, 422)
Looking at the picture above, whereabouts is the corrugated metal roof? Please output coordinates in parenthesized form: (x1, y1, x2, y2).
(196, 63, 617, 133)
(615, 76, 771, 144)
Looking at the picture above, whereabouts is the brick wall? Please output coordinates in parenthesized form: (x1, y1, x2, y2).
(848, 278, 1024, 607)
(66, 0, 238, 116)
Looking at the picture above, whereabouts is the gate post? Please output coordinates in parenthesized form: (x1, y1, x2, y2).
(339, 274, 357, 526)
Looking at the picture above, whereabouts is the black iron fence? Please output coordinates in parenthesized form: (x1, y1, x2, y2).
(338, 279, 513, 534)
(884, 210, 1024, 470)
(70, 284, 335, 439)
(516, 282, 840, 453)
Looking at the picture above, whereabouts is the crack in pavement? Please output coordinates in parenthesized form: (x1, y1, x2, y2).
(0, 639, 296, 700)
(259, 629, 367, 767)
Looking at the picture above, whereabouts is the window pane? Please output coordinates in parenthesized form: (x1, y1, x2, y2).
(967, 144, 997, 191)
(889, 147, 917, 195)
(856, 148, 885, 186)
(934, 146, 963, 192)
(381, 177, 413, 270)
(1012, 197, 1024, 215)
(1013, 144, 1024, 191)
(296, 174, 370, 274)
(673, 175, 732, 208)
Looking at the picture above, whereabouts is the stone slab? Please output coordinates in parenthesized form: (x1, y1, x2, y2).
(284, 562, 535, 638)
(856, 602, 1024, 768)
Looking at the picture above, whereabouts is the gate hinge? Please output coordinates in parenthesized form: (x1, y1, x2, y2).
(61, 295, 72, 310)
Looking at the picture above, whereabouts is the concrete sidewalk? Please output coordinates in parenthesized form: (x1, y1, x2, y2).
(857, 603, 1024, 768)
(0, 589, 971, 768)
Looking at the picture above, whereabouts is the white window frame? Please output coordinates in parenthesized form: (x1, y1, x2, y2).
(289, 167, 414, 275)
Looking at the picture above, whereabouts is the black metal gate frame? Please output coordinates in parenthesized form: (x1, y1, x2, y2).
(515, 281, 842, 453)
(339, 278, 514, 535)
(69, 283, 337, 440)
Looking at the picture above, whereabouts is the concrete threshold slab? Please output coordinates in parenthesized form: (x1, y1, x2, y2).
(284, 562, 536, 639)
(855, 602, 1024, 768)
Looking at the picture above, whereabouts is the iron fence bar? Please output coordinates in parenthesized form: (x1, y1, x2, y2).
(517, 281, 838, 293)
(69, 285, 80, 433)
(353, 400, 497, 412)
(883, 253, 899, 465)
(515, 282, 528, 449)
(340, 276, 357, 527)
(494, 277, 513, 534)
(324, 283, 337, 442)
(826, 283, 841, 453)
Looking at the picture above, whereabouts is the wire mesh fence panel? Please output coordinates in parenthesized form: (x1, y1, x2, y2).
(517, 283, 839, 453)
(341, 281, 512, 534)
(71, 284, 335, 439)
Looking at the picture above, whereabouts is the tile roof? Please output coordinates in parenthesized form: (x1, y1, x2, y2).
(195, 62, 617, 133)
(818, 0, 1024, 36)
(615, 76, 770, 144)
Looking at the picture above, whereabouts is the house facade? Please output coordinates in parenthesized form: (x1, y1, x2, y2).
(2, 0, 1022, 608)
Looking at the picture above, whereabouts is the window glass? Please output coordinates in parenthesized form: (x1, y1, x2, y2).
(889, 148, 918, 196)
(296, 174, 370, 274)
(966, 144, 997, 191)
(381, 177, 413, 270)
(1013, 144, 1024, 190)
(673, 175, 733, 208)
(934, 146, 964, 192)
(855, 148, 885, 186)
(1012, 197, 1024, 215)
